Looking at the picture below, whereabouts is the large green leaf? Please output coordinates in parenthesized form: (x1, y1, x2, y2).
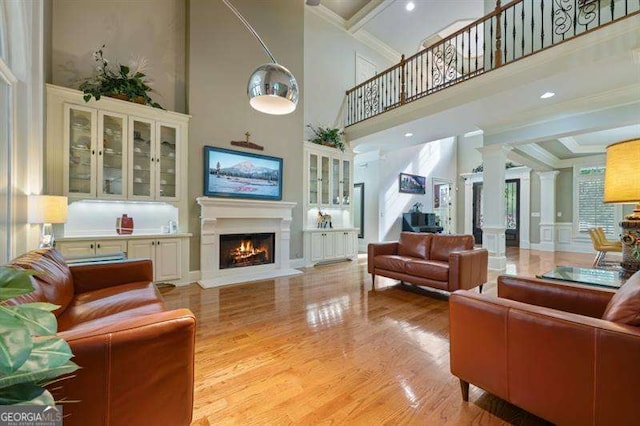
(23, 302, 59, 312)
(0, 360, 79, 388)
(0, 268, 36, 300)
(0, 312, 32, 374)
(0, 305, 58, 336)
(0, 383, 50, 405)
(17, 337, 74, 373)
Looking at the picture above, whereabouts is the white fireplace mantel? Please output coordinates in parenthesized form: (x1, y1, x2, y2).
(196, 197, 301, 288)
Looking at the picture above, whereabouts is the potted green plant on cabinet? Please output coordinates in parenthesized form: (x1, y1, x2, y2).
(307, 124, 346, 152)
(79, 45, 163, 109)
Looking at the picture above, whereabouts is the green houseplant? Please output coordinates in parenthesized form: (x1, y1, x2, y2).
(0, 267, 78, 405)
(79, 45, 163, 109)
(307, 125, 346, 152)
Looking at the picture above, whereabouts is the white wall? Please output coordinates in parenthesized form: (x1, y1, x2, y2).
(456, 134, 483, 232)
(304, 9, 394, 132)
(50, 0, 186, 113)
(355, 137, 458, 245)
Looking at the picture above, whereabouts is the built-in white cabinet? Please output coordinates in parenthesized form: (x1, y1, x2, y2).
(128, 119, 179, 201)
(127, 238, 181, 281)
(305, 143, 353, 208)
(303, 141, 356, 265)
(305, 229, 358, 265)
(47, 85, 188, 203)
(57, 239, 127, 258)
(56, 234, 189, 283)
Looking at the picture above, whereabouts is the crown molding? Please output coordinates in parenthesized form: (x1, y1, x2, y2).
(352, 30, 401, 63)
(558, 136, 607, 154)
(347, 0, 394, 34)
(517, 143, 561, 168)
(306, 4, 401, 64)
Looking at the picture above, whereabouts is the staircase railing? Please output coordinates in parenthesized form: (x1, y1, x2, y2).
(344, 0, 639, 127)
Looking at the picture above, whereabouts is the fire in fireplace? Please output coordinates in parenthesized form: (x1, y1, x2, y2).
(220, 233, 275, 269)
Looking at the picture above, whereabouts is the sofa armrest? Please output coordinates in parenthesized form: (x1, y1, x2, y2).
(55, 309, 195, 426)
(448, 248, 488, 291)
(450, 291, 640, 425)
(367, 242, 398, 274)
(70, 259, 154, 294)
(497, 275, 614, 318)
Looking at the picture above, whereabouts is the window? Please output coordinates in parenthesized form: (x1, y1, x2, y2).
(575, 166, 619, 237)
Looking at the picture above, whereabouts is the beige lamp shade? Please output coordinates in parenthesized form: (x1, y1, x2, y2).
(28, 195, 68, 224)
(604, 139, 640, 203)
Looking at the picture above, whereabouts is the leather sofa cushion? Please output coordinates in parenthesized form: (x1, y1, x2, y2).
(430, 235, 475, 262)
(602, 272, 640, 325)
(57, 281, 164, 332)
(7, 249, 74, 317)
(374, 255, 414, 273)
(398, 232, 431, 259)
(405, 260, 449, 282)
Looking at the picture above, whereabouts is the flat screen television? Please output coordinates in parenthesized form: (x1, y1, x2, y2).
(203, 146, 283, 200)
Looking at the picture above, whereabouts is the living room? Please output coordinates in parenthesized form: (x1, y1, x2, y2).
(1, 0, 640, 425)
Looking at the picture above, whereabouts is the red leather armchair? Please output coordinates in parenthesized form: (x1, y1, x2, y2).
(368, 232, 488, 292)
(450, 274, 640, 425)
(7, 249, 195, 426)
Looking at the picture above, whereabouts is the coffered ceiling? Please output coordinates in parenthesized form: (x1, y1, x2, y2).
(310, 0, 485, 56)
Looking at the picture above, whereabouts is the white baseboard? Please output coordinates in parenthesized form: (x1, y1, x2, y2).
(289, 258, 307, 268)
(188, 270, 201, 283)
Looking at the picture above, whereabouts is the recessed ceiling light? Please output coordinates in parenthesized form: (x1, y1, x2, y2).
(540, 92, 555, 99)
(406, 2, 415, 11)
(404, 132, 413, 137)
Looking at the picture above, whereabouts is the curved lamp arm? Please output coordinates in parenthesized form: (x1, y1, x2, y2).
(221, 0, 278, 64)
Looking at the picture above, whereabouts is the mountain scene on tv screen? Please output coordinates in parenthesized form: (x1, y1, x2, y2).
(209, 159, 279, 196)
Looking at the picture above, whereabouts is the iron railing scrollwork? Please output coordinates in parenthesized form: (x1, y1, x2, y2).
(344, 0, 639, 127)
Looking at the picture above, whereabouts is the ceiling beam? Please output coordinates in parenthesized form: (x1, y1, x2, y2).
(347, 0, 395, 34)
(517, 144, 561, 169)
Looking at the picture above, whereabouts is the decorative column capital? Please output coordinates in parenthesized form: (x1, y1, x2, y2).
(537, 170, 560, 182)
(477, 144, 513, 158)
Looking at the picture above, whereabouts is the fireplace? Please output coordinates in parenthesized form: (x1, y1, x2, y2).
(197, 197, 302, 288)
(220, 233, 275, 269)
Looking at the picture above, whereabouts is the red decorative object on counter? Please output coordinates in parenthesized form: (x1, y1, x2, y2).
(116, 214, 134, 235)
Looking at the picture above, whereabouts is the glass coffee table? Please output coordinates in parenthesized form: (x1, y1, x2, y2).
(538, 265, 625, 289)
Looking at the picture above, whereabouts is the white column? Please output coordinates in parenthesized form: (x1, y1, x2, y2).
(479, 145, 512, 270)
(538, 171, 560, 251)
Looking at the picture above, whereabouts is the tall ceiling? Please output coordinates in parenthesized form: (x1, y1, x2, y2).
(320, 0, 485, 55)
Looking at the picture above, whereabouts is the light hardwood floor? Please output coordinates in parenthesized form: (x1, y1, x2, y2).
(162, 248, 596, 425)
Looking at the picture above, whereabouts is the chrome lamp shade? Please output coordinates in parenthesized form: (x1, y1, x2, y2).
(248, 63, 298, 115)
(222, 0, 299, 115)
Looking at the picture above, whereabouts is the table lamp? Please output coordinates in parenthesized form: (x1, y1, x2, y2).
(604, 138, 640, 273)
(28, 195, 68, 248)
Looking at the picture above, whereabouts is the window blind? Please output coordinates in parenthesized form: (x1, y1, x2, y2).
(577, 167, 616, 235)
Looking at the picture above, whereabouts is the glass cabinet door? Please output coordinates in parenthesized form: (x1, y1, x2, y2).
(129, 118, 155, 199)
(321, 155, 330, 205)
(309, 153, 318, 205)
(332, 158, 340, 205)
(98, 112, 126, 198)
(342, 159, 351, 206)
(157, 124, 178, 200)
(66, 105, 96, 197)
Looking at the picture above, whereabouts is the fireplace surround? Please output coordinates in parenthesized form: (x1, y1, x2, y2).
(197, 197, 301, 288)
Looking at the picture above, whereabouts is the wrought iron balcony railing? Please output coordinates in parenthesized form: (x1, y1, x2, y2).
(344, 0, 639, 127)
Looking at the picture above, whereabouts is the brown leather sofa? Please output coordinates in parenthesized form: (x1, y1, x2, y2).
(6, 249, 196, 426)
(368, 232, 488, 292)
(450, 274, 640, 425)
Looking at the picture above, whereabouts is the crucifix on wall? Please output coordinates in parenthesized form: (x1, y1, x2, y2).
(230, 132, 264, 151)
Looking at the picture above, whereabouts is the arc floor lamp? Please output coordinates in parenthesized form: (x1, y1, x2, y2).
(221, 0, 299, 115)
